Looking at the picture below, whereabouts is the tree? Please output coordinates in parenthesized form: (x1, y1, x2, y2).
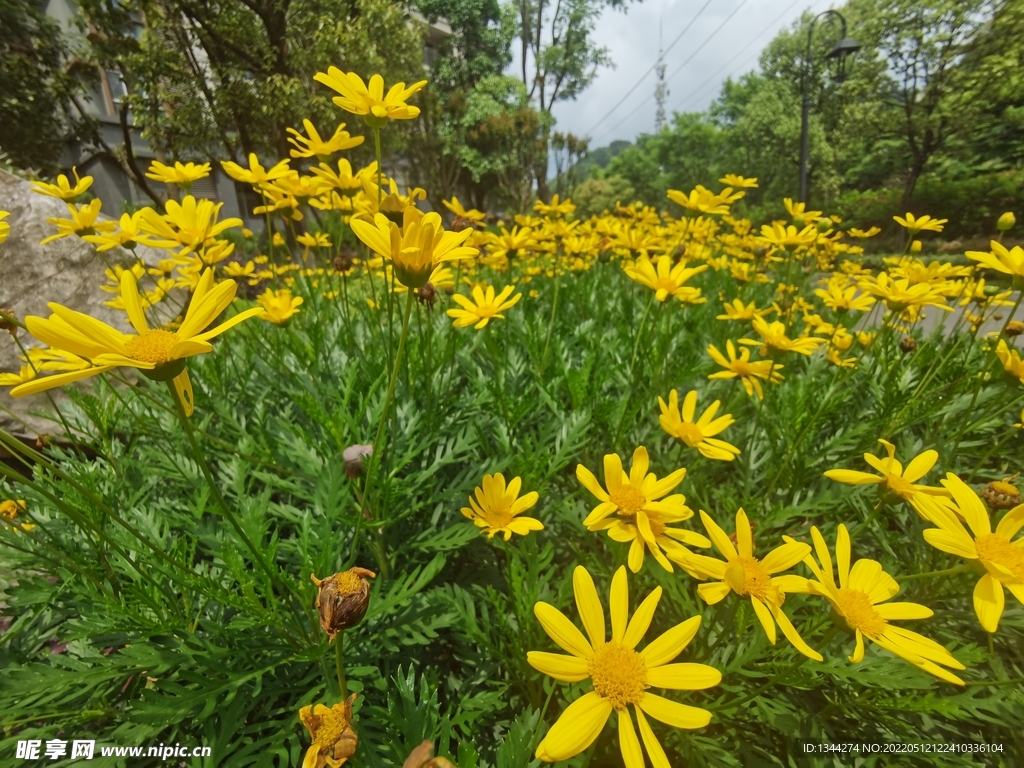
(512, 0, 633, 199)
(75, 0, 424, 200)
(0, 0, 86, 175)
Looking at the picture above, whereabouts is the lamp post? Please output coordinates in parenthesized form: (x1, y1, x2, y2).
(798, 10, 861, 203)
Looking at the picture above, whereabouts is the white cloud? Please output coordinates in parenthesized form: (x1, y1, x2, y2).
(508, 0, 831, 148)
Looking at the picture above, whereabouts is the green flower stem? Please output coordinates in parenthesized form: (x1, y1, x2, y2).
(896, 564, 973, 583)
(614, 291, 656, 445)
(355, 288, 416, 580)
(165, 380, 311, 639)
(335, 631, 348, 699)
(948, 289, 1024, 459)
(539, 265, 561, 373)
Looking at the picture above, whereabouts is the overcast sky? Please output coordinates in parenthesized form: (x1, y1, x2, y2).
(516, 0, 833, 150)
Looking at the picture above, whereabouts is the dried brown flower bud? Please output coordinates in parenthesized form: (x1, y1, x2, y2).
(416, 282, 438, 309)
(300, 693, 359, 768)
(311, 568, 376, 640)
(981, 474, 1021, 511)
(403, 741, 457, 768)
(342, 444, 373, 478)
(333, 249, 356, 273)
(0, 309, 17, 335)
(1006, 321, 1024, 338)
(450, 215, 474, 232)
(35, 433, 53, 448)
(899, 336, 917, 354)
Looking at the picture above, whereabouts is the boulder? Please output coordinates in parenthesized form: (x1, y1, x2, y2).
(0, 169, 171, 440)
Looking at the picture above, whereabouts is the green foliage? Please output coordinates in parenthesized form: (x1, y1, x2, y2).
(1, 247, 1022, 765)
(0, 0, 87, 175)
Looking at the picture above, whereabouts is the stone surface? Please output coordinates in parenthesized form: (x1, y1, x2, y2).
(0, 169, 171, 438)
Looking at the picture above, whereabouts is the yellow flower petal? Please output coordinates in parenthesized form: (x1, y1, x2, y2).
(622, 587, 662, 650)
(617, 709, 644, 768)
(534, 602, 593, 659)
(641, 615, 701, 667)
(973, 573, 1004, 633)
(637, 692, 711, 730)
(536, 692, 612, 762)
(526, 652, 590, 682)
(573, 566, 606, 648)
(645, 663, 722, 690)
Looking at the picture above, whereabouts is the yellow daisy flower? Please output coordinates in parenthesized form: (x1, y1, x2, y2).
(657, 389, 740, 461)
(706, 340, 784, 400)
(0, 499, 34, 532)
(719, 174, 758, 188)
(623, 255, 707, 303)
(352, 207, 477, 289)
(966, 241, 1024, 289)
(823, 439, 949, 520)
(716, 298, 771, 322)
(0, 210, 10, 245)
(10, 268, 263, 416)
(529, 566, 720, 766)
(145, 161, 211, 190)
(460, 473, 542, 540)
(257, 288, 304, 325)
(287, 119, 365, 159)
(856, 272, 952, 313)
(996, 339, 1024, 385)
(30, 167, 92, 200)
(139, 196, 242, 255)
(313, 69, 427, 127)
(442, 196, 486, 224)
(791, 524, 965, 684)
(220, 154, 293, 186)
(446, 284, 521, 329)
(740, 315, 825, 358)
(41, 200, 116, 245)
(299, 693, 358, 768)
(667, 185, 741, 215)
(814, 281, 876, 313)
(684, 508, 822, 660)
(920, 473, 1024, 634)
(847, 226, 881, 238)
(893, 213, 947, 234)
(81, 211, 154, 252)
(0, 365, 36, 387)
(533, 194, 576, 217)
(755, 222, 818, 250)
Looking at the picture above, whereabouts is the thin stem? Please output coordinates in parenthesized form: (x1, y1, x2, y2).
(353, 289, 416, 578)
(335, 632, 348, 699)
(896, 564, 973, 583)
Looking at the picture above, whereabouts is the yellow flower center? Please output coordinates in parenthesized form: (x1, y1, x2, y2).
(334, 570, 368, 596)
(732, 556, 772, 600)
(482, 505, 514, 529)
(475, 303, 499, 319)
(312, 709, 348, 748)
(654, 277, 678, 293)
(676, 422, 705, 447)
(611, 484, 646, 515)
(835, 588, 887, 639)
(975, 534, 1024, 581)
(588, 641, 648, 710)
(883, 473, 915, 500)
(125, 329, 178, 364)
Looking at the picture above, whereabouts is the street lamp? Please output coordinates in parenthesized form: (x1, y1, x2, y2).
(798, 11, 860, 204)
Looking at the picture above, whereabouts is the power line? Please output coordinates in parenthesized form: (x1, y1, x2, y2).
(590, 0, 750, 144)
(587, 0, 716, 136)
(668, 0, 824, 114)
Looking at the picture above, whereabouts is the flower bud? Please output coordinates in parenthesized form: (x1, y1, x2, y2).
(300, 693, 359, 768)
(403, 741, 457, 768)
(899, 336, 917, 354)
(342, 444, 373, 478)
(981, 475, 1020, 511)
(311, 568, 376, 640)
(0, 308, 16, 335)
(450, 215, 474, 232)
(997, 211, 1016, 232)
(816, 218, 832, 234)
(1006, 321, 1024, 338)
(416, 282, 438, 309)
(910, 239, 922, 253)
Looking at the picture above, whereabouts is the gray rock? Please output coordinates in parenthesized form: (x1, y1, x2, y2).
(0, 169, 175, 439)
